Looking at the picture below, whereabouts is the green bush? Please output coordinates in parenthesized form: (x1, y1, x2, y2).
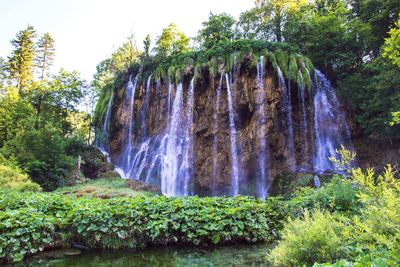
(0, 191, 286, 263)
(272, 167, 400, 267)
(268, 210, 348, 266)
(0, 208, 66, 263)
(0, 164, 41, 192)
(288, 177, 363, 216)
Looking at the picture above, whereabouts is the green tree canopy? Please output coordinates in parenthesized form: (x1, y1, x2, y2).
(35, 33, 55, 80)
(196, 12, 236, 49)
(383, 19, 400, 68)
(155, 23, 190, 59)
(6, 25, 37, 89)
(238, 0, 306, 42)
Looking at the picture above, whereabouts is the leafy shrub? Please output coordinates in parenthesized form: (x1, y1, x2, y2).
(0, 192, 286, 263)
(268, 210, 348, 266)
(288, 177, 363, 216)
(0, 208, 66, 263)
(0, 164, 41, 192)
(274, 166, 400, 266)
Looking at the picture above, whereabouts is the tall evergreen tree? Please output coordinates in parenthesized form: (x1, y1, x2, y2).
(35, 33, 55, 80)
(143, 34, 151, 58)
(7, 25, 37, 89)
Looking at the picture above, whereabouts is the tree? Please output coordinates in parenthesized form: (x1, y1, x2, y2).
(339, 59, 400, 141)
(196, 13, 236, 49)
(0, 87, 35, 147)
(155, 23, 190, 59)
(7, 25, 37, 90)
(283, 0, 374, 81)
(33, 33, 55, 128)
(351, 0, 400, 56)
(238, 0, 306, 42)
(143, 34, 151, 58)
(35, 33, 55, 80)
(383, 19, 400, 68)
(0, 57, 7, 94)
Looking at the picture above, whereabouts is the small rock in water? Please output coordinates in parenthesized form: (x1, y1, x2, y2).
(72, 242, 90, 250)
(63, 248, 82, 256)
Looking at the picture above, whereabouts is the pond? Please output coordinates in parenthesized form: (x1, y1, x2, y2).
(14, 244, 271, 267)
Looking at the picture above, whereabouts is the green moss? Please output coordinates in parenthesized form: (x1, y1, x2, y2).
(250, 52, 259, 69)
(154, 67, 167, 81)
(265, 51, 278, 72)
(288, 55, 299, 84)
(304, 57, 315, 74)
(167, 65, 176, 83)
(193, 63, 202, 83)
(301, 66, 312, 91)
(275, 50, 289, 78)
(93, 84, 113, 130)
(208, 56, 218, 78)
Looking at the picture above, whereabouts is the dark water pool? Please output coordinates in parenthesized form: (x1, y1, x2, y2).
(14, 244, 271, 267)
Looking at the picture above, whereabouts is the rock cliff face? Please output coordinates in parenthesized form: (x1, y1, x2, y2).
(99, 53, 352, 197)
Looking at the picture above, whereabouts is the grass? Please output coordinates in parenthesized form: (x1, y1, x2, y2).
(55, 178, 155, 198)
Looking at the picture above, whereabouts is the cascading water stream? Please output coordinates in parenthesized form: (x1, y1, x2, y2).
(297, 70, 309, 168)
(167, 82, 173, 118)
(161, 83, 184, 196)
(106, 61, 353, 197)
(277, 66, 295, 170)
(98, 92, 113, 154)
(211, 73, 223, 195)
(255, 57, 270, 199)
(225, 73, 240, 196)
(117, 74, 139, 178)
(140, 74, 152, 139)
(180, 78, 195, 195)
(313, 70, 352, 173)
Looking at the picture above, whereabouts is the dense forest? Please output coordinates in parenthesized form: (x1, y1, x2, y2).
(1, 0, 400, 266)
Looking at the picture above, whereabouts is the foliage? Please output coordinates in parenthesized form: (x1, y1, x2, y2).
(154, 23, 191, 60)
(35, 33, 55, 80)
(0, 192, 286, 263)
(288, 177, 363, 216)
(283, 0, 374, 81)
(0, 164, 41, 192)
(196, 12, 236, 49)
(268, 210, 347, 266)
(238, 0, 307, 42)
(6, 25, 37, 89)
(270, 164, 400, 266)
(339, 58, 400, 140)
(329, 145, 357, 175)
(55, 178, 150, 198)
(143, 34, 151, 58)
(0, 124, 84, 190)
(383, 19, 400, 68)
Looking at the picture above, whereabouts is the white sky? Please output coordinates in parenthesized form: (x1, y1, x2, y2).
(0, 0, 254, 81)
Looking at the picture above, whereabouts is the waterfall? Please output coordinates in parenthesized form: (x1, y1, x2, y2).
(161, 82, 185, 196)
(297, 70, 309, 169)
(255, 57, 270, 199)
(167, 82, 173, 118)
(277, 66, 295, 170)
(226, 73, 240, 196)
(212, 73, 224, 195)
(181, 78, 195, 194)
(104, 59, 354, 197)
(118, 74, 139, 178)
(313, 175, 321, 188)
(313, 70, 352, 173)
(99, 92, 113, 153)
(140, 74, 152, 139)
